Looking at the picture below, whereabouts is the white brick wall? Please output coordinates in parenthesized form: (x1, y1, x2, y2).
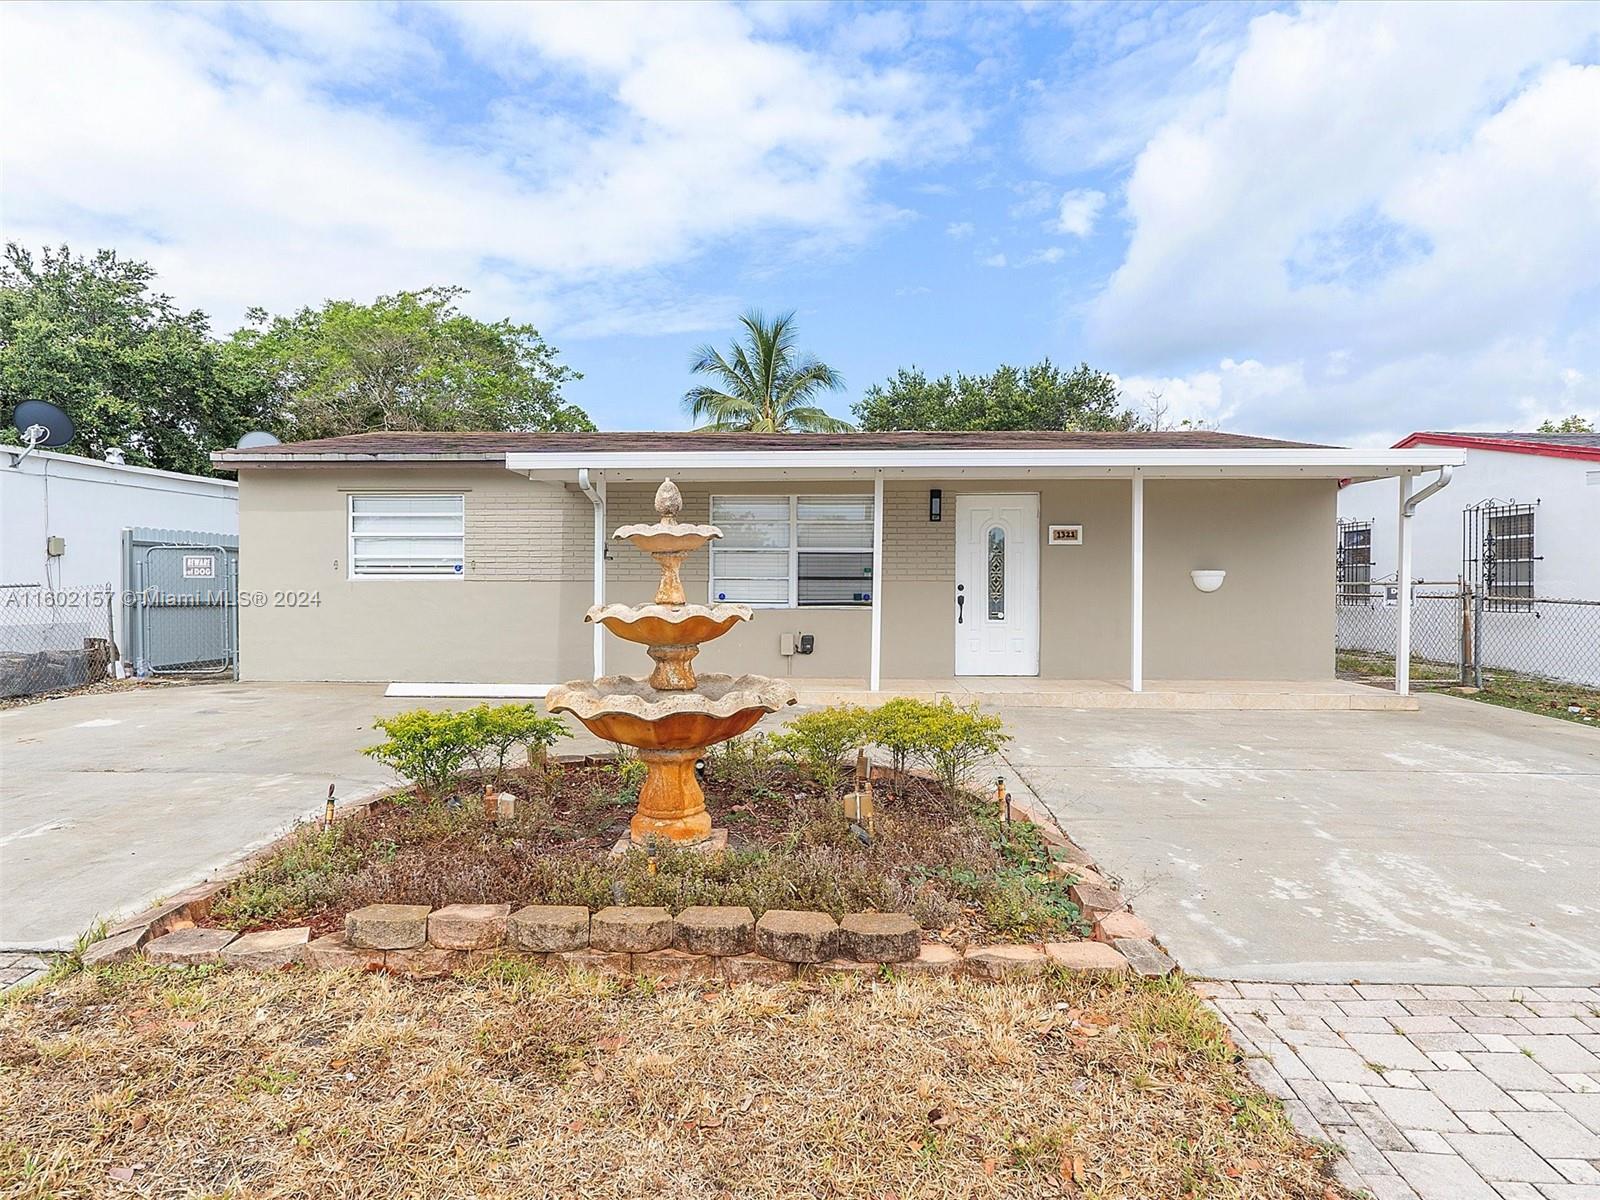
(883, 484, 954, 581)
(465, 482, 593, 582)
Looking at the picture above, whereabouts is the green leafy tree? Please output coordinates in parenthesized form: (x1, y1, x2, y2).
(225, 286, 592, 441)
(683, 309, 851, 432)
(853, 359, 1145, 432)
(1537, 415, 1595, 433)
(0, 243, 270, 473)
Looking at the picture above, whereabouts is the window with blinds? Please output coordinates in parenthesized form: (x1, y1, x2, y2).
(710, 494, 874, 607)
(348, 494, 466, 578)
(1485, 507, 1535, 606)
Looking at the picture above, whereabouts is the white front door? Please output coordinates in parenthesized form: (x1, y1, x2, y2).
(954, 493, 1040, 676)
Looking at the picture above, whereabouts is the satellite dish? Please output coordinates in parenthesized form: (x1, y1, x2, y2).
(12, 400, 75, 449)
(236, 430, 282, 449)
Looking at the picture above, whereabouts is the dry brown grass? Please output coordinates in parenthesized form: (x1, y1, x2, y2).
(0, 963, 1347, 1200)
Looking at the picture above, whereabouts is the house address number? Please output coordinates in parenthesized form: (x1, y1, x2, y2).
(1047, 525, 1083, 546)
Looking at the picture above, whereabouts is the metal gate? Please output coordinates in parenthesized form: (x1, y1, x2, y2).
(122, 527, 239, 676)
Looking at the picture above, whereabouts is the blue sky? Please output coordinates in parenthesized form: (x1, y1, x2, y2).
(4, 1, 1598, 444)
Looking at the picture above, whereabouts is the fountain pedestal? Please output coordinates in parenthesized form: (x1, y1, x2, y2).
(546, 479, 796, 846)
(632, 749, 712, 843)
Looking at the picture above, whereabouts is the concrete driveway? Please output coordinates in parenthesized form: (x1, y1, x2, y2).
(1006, 694, 1600, 986)
(2, 683, 437, 948)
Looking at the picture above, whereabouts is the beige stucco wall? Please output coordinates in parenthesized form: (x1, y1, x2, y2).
(236, 467, 595, 683)
(236, 468, 1334, 684)
(1144, 479, 1334, 679)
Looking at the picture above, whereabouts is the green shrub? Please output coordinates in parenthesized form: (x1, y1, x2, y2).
(907, 699, 1010, 794)
(608, 746, 648, 800)
(364, 704, 571, 796)
(364, 708, 475, 796)
(705, 733, 779, 795)
(869, 697, 935, 781)
(768, 705, 873, 794)
(461, 704, 571, 785)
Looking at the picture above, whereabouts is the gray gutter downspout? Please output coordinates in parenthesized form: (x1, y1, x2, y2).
(578, 468, 606, 678)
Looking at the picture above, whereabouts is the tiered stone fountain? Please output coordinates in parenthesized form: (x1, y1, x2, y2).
(547, 479, 796, 846)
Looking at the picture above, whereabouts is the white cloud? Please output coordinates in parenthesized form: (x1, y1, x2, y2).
(1021, 247, 1066, 266)
(1054, 189, 1105, 237)
(981, 252, 1008, 268)
(1119, 337, 1600, 447)
(0, 1, 972, 335)
(1086, 2, 1600, 439)
(945, 221, 975, 238)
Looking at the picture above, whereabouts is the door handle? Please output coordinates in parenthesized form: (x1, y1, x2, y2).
(956, 585, 965, 625)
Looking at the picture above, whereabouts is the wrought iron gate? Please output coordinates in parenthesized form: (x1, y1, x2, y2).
(122, 527, 239, 676)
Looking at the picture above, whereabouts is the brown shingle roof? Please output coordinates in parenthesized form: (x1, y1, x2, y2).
(217, 428, 1325, 463)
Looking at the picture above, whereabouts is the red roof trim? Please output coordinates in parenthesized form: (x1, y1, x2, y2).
(1393, 432, 1600, 463)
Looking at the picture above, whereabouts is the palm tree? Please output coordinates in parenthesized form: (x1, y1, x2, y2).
(682, 310, 852, 432)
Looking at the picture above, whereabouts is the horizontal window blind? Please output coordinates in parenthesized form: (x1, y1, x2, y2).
(349, 494, 465, 577)
(710, 494, 874, 607)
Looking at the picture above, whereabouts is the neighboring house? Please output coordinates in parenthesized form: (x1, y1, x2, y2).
(1337, 432, 1600, 600)
(211, 431, 1460, 693)
(1, 447, 239, 691)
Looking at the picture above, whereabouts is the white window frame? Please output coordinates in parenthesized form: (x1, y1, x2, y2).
(709, 493, 874, 609)
(347, 493, 466, 581)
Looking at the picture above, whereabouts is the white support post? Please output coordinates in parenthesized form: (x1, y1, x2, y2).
(584, 472, 607, 679)
(1130, 473, 1144, 693)
(1396, 474, 1413, 697)
(870, 471, 884, 692)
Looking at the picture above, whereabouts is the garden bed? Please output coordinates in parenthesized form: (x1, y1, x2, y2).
(204, 747, 1090, 947)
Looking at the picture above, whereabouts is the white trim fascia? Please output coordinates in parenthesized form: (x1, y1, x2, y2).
(217, 445, 1469, 479)
(506, 447, 1466, 480)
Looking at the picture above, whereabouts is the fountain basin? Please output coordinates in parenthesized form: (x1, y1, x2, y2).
(547, 674, 796, 844)
(546, 673, 795, 750)
(613, 523, 720, 556)
(586, 602, 751, 648)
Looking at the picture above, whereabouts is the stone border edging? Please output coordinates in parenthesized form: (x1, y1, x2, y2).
(111, 902, 1151, 984)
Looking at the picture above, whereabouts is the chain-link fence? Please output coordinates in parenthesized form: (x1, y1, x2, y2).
(1471, 596, 1600, 690)
(0, 585, 117, 700)
(1336, 586, 1600, 689)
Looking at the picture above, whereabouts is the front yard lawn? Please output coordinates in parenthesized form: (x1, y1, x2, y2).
(0, 963, 1346, 1199)
(1462, 670, 1600, 725)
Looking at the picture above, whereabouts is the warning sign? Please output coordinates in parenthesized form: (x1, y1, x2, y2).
(182, 555, 216, 579)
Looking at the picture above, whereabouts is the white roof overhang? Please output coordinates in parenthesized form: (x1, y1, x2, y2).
(504, 447, 1465, 484)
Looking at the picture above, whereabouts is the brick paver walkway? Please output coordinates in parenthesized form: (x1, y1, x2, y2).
(1202, 981, 1600, 1200)
(0, 953, 52, 992)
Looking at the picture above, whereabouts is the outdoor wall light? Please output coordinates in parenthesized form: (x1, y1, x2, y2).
(1190, 569, 1226, 593)
(929, 488, 942, 521)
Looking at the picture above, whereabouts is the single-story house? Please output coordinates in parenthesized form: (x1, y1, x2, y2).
(211, 431, 1462, 698)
